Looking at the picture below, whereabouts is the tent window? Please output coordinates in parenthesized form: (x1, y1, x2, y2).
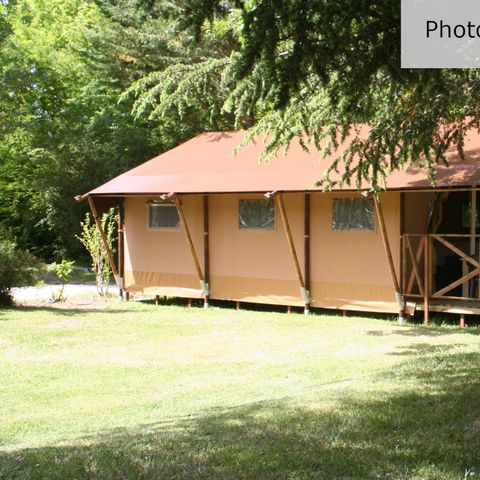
(239, 199, 275, 230)
(332, 198, 375, 231)
(148, 203, 180, 229)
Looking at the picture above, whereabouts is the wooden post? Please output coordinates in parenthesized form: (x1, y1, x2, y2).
(402, 235, 407, 295)
(471, 189, 477, 298)
(424, 234, 430, 326)
(235, 301, 240, 311)
(118, 200, 125, 300)
(203, 195, 210, 308)
(304, 192, 311, 312)
(470, 189, 476, 255)
(155, 295, 160, 306)
(400, 193, 405, 297)
(478, 233, 480, 299)
(373, 195, 404, 321)
(277, 193, 310, 313)
(460, 314, 465, 328)
(173, 195, 209, 301)
(87, 196, 119, 280)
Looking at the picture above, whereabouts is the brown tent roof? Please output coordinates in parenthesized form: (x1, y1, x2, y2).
(87, 130, 480, 197)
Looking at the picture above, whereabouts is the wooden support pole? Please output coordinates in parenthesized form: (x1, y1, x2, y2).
(470, 189, 476, 255)
(304, 192, 311, 313)
(424, 234, 430, 326)
(402, 235, 407, 295)
(471, 189, 477, 298)
(203, 195, 210, 308)
(400, 193, 405, 297)
(173, 195, 209, 301)
(460, 314, 465, 328)
(235, 301, 240, 311)
(125, 292, 130, 302)
(478, 234, 480, 299)
(287, 305, 292, 314)
(187, 298, 192, 308)
(155, 295, 160, 306)
(87, 195, 119, 280)
(118, 200, 125, 300)
(373, 195, 404, 320)
(277, 193, 310, 313)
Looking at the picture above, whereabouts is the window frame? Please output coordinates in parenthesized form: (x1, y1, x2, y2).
(331, 196, 376, 233)
(237, 197, 277, 232)
(147, 201, 181, 231)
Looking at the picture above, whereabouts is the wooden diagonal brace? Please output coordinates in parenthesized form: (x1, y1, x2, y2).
(432, 267, 480, 298)
(173, 195, 209, 298)
(276, 193, 310, 309)
(374, 195, 404, 317)
(406, 236, 425, 295)
(432, 234, 480, 269)
(405, 235, 425, 296)
(87, 195, 119, 283)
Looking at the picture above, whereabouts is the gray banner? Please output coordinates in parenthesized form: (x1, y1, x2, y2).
(402, 0, 480, 68)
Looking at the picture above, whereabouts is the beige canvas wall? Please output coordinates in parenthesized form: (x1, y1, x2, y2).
(404, 192, 435, 234)
(123, 195, 204, 297)
(209, 193, 304, 306)
(309, 192, 400, 312)
(122, 191, 401, 313)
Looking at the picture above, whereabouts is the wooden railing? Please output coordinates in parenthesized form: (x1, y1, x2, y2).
(402, 234, 480, 302)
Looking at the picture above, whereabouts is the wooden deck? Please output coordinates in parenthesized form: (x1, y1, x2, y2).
(415, 299, 480, 315)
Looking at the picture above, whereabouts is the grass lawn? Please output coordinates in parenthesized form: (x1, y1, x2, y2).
(0, 301, 479, 479)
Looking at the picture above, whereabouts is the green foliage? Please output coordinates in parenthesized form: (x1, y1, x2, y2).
(50, 259, 75, 302)
(124, 57, 240, 132)
(76, 209, 116, 297)
(53, 259, 75, 284)
(0, 0, 244, 260)
(174, 1, 480, 191)
(117, 0, 242, 131)
(6, 0, 472, 260)
(0, 0, 164, 260)
(0, 233, 44, 305)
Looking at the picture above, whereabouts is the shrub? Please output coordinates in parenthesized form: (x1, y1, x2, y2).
(76, 209, 117, 297)
(0, 235, 44, 306)
(50, 259, 75, 302)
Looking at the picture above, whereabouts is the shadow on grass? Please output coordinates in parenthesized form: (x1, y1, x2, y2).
(368, 325, 480, 337)
(0, 305, 135, 318)
(1, 351, 479, 480)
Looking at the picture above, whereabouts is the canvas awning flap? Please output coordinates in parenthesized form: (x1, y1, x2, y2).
(85, 130, 480, 197)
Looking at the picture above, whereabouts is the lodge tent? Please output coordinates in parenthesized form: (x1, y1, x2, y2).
(79, 130, 480, 322)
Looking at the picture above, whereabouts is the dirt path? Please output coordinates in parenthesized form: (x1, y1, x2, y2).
(13, 284, 120, 302)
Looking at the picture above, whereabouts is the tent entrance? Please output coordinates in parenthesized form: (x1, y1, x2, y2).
(402, 190, 480, 323)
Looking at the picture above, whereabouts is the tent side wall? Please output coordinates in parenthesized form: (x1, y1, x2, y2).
(123, 195, 204, 298)
(209, 193, 304, 306)
(404, 192, 435, 234)
(122, 191, 401, 313)
(310, 192, 400, 313)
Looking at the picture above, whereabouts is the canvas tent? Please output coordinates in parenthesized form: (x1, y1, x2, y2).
(78, 130, 480, 323)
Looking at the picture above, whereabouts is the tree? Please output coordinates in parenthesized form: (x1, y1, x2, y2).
(0, 231, 44, 306)
(160, 1, 480, 190)
(0, 0, 164, 259)
(76, 209, 116, 297)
